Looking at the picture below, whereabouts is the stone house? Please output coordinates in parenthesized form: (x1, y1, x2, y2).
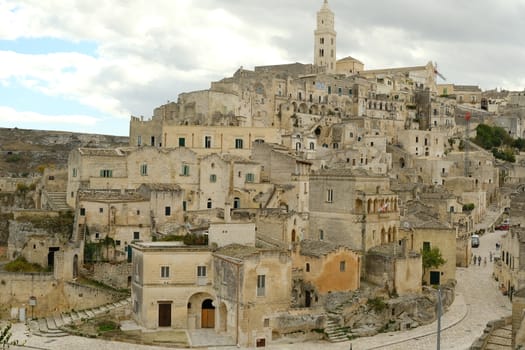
(400, 201, 457, 286)
(291, 239, 360, 308)
(365, 240, 422, 295)
(308, 168, 399, 252)
(212, 244, 291, 347)
(131, 242, 215, 331)
(131, 241, 291, 348)
(495, 226, 525, 296)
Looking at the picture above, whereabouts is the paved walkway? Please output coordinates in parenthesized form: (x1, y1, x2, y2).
(8, 209, 511, 349)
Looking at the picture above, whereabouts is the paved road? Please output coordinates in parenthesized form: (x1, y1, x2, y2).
(9, 230, 512, 350)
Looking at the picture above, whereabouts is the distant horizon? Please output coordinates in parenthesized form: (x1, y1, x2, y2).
(1, 0, 524, 135)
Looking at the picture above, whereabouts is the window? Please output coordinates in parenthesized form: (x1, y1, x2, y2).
(204, 136, 212, 148)
(133, 232, 140, 240)
(245, 173, 255, 183)
(306, 263, 310, 272)
(257, 275, 266, 296)
(116, 240, 121, 246)
(235, 138, 244, 149)
(99, 208, 103, 213)
(80, 208, 85, 216)
(339, 261, 346, 272)
(140, 163, 148, 176)
(95, 232, 100, 239)
(178, 137, 185, 147)
(137, 135, 142, 146)
(210, 174, 217, 183)
(165, 206, 171, 216)
(150, 136, 155, 146)
(100, 169, 113, 178)
(182, 201, 187, 211)
(423, 241, 431, 252)
(72, 168, 77, 177)
(161, 266, 170, 278)
(320, 37, 324, 44)
(197, 266, 207, 277)
(207, 198, 212, 209)
(319, 229, 324, 240)
(182, 164, 190, 176)
(327, 189, 334, 203)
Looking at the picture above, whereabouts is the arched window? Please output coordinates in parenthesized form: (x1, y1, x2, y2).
(309, 142, 315, 150)
(233, 197, 240, 209)
(207, 198, 212, 209)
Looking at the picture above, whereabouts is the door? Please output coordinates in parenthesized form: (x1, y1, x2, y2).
(430, 271, 440, 285)
(201, 299, 215, 328)
(305, 291, 311, 307)
(158, 303, 172, 327)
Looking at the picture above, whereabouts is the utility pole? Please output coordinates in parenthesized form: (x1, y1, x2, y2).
(437, 286, 442, 350)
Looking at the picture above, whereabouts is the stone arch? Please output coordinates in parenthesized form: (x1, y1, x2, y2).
(187, 292, 216, 330)
(399, 157, 406, 169)
(381, 227, 387, 244)
(355, 198, 363, 213)
(367, 199, 373, 214)
(299, 103, 308, 113)
(373, 199, 379, 213)
(310, 104, 319, 115)
(292, 102, 298, 112)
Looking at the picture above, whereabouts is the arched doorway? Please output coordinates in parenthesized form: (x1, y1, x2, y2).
(73, 254, 78, 278)
(233, 197, 240, 209)
(201, 299, 215, 328)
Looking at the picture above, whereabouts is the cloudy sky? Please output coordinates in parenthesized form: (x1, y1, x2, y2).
(1, 0, 524, 136)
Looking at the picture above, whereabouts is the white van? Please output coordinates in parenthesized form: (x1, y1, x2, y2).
(471, 234, 480, 248)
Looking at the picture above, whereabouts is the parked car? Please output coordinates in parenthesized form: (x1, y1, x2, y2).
(495, 224, 509, 231)
(471, 234, 480, 248)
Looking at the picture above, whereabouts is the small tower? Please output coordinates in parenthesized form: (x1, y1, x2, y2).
(314, 0, 337, 73)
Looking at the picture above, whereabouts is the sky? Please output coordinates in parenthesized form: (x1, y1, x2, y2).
(1, 0, 525, 136)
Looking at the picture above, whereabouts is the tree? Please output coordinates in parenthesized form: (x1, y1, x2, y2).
(421, 247, 446, 282)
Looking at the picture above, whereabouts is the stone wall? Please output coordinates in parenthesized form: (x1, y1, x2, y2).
(91, 262, 131, 290)
(0, 272, 126, 319)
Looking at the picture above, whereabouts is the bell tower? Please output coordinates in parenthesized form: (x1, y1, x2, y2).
(314, 0, 336, 73)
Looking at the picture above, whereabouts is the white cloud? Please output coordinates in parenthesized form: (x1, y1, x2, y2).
(0, 105, 99, 125)
(0, 0, 525, 136)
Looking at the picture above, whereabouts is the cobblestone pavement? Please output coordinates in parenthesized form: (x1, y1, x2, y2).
(9, 211, 511, 350)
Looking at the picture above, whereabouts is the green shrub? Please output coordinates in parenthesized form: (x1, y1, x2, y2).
(4, 257, 48, 273)
(367, 297, 387, 313)
(97, 320, 118, 332)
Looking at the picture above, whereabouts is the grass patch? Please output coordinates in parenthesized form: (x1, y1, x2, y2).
(4, 257, 49, 273)
(97, 320, 118, 333)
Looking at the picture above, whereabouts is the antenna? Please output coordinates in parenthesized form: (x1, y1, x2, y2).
(434, 62, 447, 81)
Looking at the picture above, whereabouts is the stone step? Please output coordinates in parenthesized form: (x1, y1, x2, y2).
(54, 315, 65, 328)
(46, 317, 57, 330)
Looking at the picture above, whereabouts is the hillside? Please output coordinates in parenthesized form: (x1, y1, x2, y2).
(0, 127, 129, 176)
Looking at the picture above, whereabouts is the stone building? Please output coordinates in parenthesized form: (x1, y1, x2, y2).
(308, 168, 399, 252)
(292, 240, 360, 308)
(400, 201, 457, 286)
(131, 242, 291, 348)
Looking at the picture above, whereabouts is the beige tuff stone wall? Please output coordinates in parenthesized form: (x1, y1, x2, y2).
(92, 262, 132, 289)
(404, 227, 456, 285)
(208, 223, 256, 248)
(293, 247, 360, 294)
(131, 244, 213, 329)
(0, 274, 123, 319)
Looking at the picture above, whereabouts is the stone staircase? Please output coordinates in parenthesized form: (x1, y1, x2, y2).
(28, 297, 131, 337)
(324, 315, 349, 343)
(45, 191, 70, 211)
(484, 324, 512, 349)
